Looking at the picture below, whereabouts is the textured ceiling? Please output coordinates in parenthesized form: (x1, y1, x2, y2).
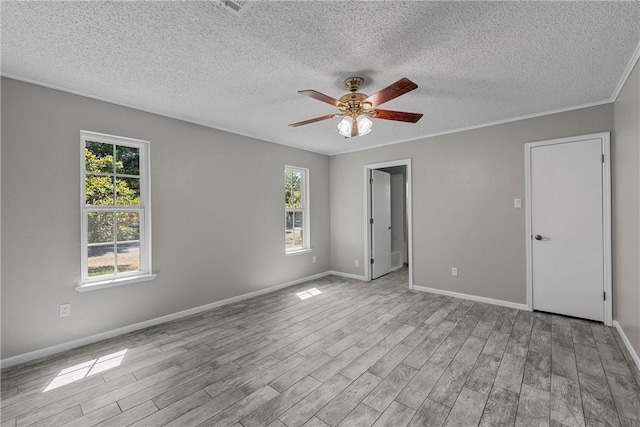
(2, 1, 639, 155)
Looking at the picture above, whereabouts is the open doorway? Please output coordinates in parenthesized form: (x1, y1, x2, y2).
(363, 159, 413, 288)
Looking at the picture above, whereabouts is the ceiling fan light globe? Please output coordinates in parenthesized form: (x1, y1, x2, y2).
(337, 116, 353, 137)
(357, 115, 373, 136)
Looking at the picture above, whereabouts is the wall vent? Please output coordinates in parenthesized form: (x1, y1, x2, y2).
(216, 0, 254, 15)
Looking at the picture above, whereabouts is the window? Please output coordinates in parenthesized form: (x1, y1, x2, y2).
(285, 166, 310, 254)
(79, 131, 153, 289)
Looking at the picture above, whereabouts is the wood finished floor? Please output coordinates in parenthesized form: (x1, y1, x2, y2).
(2, 269, 640, 427)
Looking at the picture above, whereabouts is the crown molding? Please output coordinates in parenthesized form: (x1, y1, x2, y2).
(612, 40, 640, 103)
(0, 73, 331, 156)
(331, 99, 613, 156)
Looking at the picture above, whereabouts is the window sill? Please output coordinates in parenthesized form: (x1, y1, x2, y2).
(285, 248, 313, 257)
(76, 274, 157, 292)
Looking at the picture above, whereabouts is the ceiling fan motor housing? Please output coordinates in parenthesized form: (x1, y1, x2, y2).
(338, 92, 373, 116)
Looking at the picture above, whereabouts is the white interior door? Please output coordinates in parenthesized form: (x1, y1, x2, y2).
(530, 138, 604, 321)
(371, 170, 391, 279)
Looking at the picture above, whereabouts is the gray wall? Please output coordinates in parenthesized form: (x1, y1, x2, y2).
(4, 73, 638, 361)
(613, 60, 640, 355)
(389, 174, 405, 258)
(330, 104, 614, 304)
(1, 78, 330, 359)
(380, 166, 407, 265)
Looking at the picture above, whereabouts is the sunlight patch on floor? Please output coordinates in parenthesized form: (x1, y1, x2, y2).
(296, 287, 323, 300)
(43, 349, 127, 392)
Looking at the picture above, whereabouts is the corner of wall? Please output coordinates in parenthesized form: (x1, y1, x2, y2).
(612, 53, 640, 359)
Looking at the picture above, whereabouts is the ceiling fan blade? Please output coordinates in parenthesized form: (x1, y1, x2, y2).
(363, 78, 418, 107)
(372, 109, 423, 123)
(288, 114, 338, 127)
(298, 90, 342, 107)
(351, 117, 358, 137)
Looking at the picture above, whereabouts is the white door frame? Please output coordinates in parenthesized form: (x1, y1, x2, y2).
(525, 132, 612, 325)
(364, 159, 414, 288)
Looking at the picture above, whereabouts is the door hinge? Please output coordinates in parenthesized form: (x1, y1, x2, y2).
(602, 154, 605, 163)
(370, 178, 374, 184)
(370, 218, 374, 224)
(370, 258, 374, 264)
(603, 291, 606, 301)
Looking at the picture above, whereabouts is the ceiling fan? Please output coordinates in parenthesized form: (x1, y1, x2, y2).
(289, 77, 423, 138)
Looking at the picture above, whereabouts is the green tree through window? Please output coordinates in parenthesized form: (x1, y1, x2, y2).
(285, 170, 302, 208)
(85, 141, 141, 277)
(285, 167, 307, 251)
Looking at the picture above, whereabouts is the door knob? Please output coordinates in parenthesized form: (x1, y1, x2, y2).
(534, 235, 544, 240)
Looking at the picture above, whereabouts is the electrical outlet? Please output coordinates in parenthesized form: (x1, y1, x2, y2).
(452, 267, 458, 277)
(354, 259, 359, 267)
(312, 256, 317, 263)
(60, 303, 71, 318)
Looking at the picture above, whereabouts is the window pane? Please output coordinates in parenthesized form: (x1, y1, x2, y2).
(88, 243, 115, 277)
(285, 211, 294, 229)
(285, 211, 293, 250)
(116, 146, 140, 175)
(88, 212, 114, 244)
(116, 211, 140, 242)
(293, 212, 303, 248)
(117, 242, 140, 273)
(294, 211, 303, 228)
(285, 170, 302, 208)
(116, 178, 140, 206)
(285, 211, 303, 250)
(85, 141, 114, 174)
(85, 175, 115, 205)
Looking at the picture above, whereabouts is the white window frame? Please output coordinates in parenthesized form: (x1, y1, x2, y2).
(285, 165, 311, 255)
(77, 131, 155, 291)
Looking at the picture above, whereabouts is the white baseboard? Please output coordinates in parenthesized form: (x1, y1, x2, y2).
(1, 271, 331, 369)
(412, 285, 528, 311)
(612, 321, 640, 373)
(328, 270, 367, 281)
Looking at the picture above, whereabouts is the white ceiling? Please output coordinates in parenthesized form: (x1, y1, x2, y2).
(2, 1, 639, 155)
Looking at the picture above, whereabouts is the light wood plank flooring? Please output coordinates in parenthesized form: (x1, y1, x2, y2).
(2, 269, 640, 426)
